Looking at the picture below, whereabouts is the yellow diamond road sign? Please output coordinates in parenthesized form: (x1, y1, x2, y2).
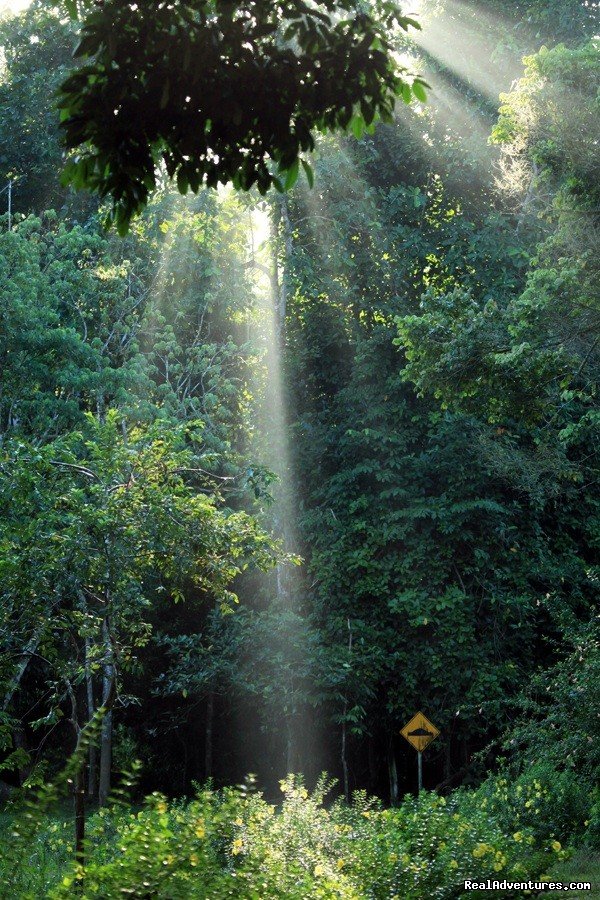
(401, 712, 440, 753)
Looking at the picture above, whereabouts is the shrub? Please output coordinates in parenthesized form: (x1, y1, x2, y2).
(475, 761, 590, 846)
(18, 775, 566, 899)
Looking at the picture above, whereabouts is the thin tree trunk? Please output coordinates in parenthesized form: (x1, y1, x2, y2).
(341, 618, 353, 802)
(66, 681, 86, 870)
(75, 759, 86, 868)
(69, 667, 117, 874)
(279, 195, 293, 330)
(98, 705, 113, 807)
(341, 719, 349, 803)
(84, 637, 97, 800)
(76, 591, 97, 798)
(461, 737, 470, 768)
(2, 623, 45, 711)
(388, 743, 399, 806)
(444, 738, 452, 782)
(205, 690, 214, 780)
(368, 734, 378, 792)
(13, 727, 30, 786)
(285, 720, 294, 775)
(269, 203, 282, 336)
(98, 620, 115, 808)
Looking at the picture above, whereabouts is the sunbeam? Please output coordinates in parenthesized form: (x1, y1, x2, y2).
(408, 1, 520, 104)
(0, 0, 31, 13)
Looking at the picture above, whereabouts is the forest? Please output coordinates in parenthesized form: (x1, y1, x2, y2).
(0, 0, 599, 897)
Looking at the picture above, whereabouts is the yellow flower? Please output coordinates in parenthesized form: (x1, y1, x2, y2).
(195, 822, 206, 839)
(336, 859, 345, 870)
(314, 864, 325, 877)
(234, 818, 243, 827)
(232, 838, 243, 856)
(189, 854, 198, 867)
(361, 811, 371, 818)
(449, 860, 458, 869)
(552, 840, 562, 852)
(472, 843, 489, 858)
(156, 800, 168, 814)
(494, 862, 504, 872)
(513, 832, 523, 842)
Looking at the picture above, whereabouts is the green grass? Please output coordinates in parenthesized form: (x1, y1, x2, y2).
(542, 852, 600, 897)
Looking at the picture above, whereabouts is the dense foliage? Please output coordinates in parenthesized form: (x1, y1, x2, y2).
(58, 0, 427, 231)
(2, 775, 581, 898)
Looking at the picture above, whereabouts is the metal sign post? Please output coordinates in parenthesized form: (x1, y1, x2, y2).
(401, 711, 439, 795)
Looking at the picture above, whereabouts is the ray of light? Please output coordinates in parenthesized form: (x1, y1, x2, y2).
(0, 0, 31, 13)
(244, 196, 324, 780)
(408, 0, 524, 103)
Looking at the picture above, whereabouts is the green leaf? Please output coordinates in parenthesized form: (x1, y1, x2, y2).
(64, 0, 78, 19)
(177, 169, 189, 194)
(412, 81, 427, 103)
(284, 159, 299, 191)
(301, 158, 314, 189)
(350, 115, 365, 140)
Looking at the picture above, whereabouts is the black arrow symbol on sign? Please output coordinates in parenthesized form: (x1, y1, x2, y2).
(408, 727, 434, 736)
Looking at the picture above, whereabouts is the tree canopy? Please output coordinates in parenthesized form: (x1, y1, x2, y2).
(58, 0, 426, 231)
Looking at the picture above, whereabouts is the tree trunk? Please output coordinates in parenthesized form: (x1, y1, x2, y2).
(98, 620, 114, 808)
(341, 618, 353, 802)
(84, 637, 97, 800)
(279, 195, 293, 331)
(2, 623, 45, 711)
(67, 680, 86, 871)
(388, 743, 399, 806)
(341, 719, 349, 802)
(269, 203, 283, 339)
(461, 737, 470, 768)
(285, 720, 294, 775)
(13, 726, 30, 786)
(98, 704, 113, 807)
(75, 757, 86, 868)
(205, 690, 214, 780)
(368, 735, 378, 792)
(69, 662, 117, 873)
(444, 738, 452, 782)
